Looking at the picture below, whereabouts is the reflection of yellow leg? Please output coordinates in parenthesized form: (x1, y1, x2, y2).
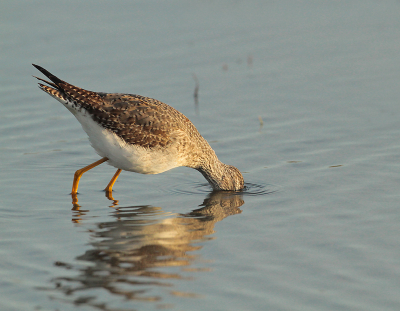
(71, 157, 108, 195)
(105, 169, 122, 193)
(71, 193, 80, 210)
(105, 191, 119, 207)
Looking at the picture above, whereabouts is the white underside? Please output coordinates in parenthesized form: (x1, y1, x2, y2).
(61, 101, 182, 174)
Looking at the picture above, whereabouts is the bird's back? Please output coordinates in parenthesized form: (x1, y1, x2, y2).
(33, 64, 211, 169)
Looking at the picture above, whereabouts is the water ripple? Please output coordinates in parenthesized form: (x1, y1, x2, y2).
(159, 181, 278, 196)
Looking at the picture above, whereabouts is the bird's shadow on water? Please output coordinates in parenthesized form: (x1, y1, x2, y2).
(37, 191, 240, 309)
(38, 182, 275, 309)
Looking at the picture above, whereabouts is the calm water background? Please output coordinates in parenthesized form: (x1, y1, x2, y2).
(2, 1, 400, 310)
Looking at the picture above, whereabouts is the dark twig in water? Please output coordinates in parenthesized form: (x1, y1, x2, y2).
(192, 73, 199, 115)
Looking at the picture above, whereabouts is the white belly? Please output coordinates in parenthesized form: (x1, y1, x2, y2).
(71, 108, 182, 174)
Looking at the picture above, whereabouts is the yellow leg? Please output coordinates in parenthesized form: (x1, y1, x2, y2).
(71, 157, 108, 195)
(104, 169, 122, 193)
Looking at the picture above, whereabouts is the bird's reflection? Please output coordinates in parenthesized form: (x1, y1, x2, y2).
(48, 191, 244, 310)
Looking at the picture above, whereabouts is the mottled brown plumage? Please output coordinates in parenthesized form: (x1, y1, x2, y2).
(33, 64, 244, 191)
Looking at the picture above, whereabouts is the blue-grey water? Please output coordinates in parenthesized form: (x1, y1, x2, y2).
(2, 1, 400, 310)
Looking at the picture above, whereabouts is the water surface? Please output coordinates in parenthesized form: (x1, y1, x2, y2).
(1, 1, 400, 310)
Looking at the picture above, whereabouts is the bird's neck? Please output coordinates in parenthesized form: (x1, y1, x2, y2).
(197, 155, 244, 191)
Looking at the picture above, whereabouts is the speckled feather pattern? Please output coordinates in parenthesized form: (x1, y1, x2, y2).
(33, 64, 244, 190)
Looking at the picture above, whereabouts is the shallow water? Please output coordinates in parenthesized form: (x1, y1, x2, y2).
(2, 1, 400, 310)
